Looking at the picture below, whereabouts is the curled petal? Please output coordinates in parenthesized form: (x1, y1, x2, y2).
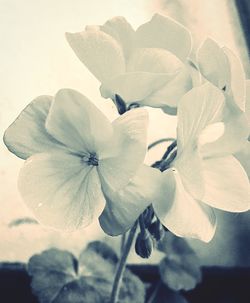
(18, 152, 106, 231)
(98, 108, 148, 192)
(153, 169, 216, 243)
(100, 72, 175, 103)
(223, 47, 246, 112)
(46, 89, 113, 154)
(101, 16, 135, 60)
(99, 165, 163, 236)
(187, 60, 203, 88)
(3, 95, 63, 159)
(197, 38, 230, 89)
(177, 82, 225, 150)
(202, 156, 250, 212)
(66, 30, 125, 82)
(135, 13, 192, 61)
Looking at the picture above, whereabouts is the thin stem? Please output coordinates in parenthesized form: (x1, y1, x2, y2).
(120, 233, 127, 256)
(146, 282, 162, 303)
(161, 140, 177, 160)
(151, 140, 177, 169)
(148, 138, 175, 151)
(110, 221, 138, 303)
(139, 214, 146, 234)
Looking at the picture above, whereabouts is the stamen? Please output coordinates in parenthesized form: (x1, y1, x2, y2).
(82, 153, 99, 166)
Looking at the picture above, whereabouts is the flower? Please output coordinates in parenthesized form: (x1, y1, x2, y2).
(65, 14, 193, 114)
(196, 38, 249, 155)
(153, 83, 250, 242)
(4, 88, 156, 231)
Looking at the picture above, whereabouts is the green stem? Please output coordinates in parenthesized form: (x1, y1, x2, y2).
(110, 221, 138, 303)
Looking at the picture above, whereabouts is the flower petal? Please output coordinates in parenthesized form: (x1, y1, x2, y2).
(99, 165, 163, 236)
(18, 152, 106, 231)
(100, 16, 135, 60)
(135, 14, 192, 61)
(177, 82, 225, 150)
(201, 110, 249, 157)
(174, 83, 224, 199)
(98, 108, 148, 192)
(65, 30, 125, 82)
(223, 47, 246, 112)
(46, 89, 113, 154)
(153, 169, 216, 243)
(100, 72, 174, 103)
(127, 48, 183, 73)
(235, 141, 250, 178)
(145, 67, 192, 108)
(3, 95, 63, 159)
(197, 38, 230, 89)
(202, 156, 250, 212)
(174, 147, 204, 200)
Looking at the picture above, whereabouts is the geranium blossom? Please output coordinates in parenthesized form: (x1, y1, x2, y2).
(66, 14, 193, 114)
(153, 83, 250, 242)
(4, 89, 159, 231)
(101, 83, 250, 242)
(196, 38, 249, 155)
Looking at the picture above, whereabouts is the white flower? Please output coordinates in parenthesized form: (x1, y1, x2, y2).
(153, 83, 250, 242)
(4, 89, 155, 231)
(66, 14, 193, 114)
(196, 38, 249, 155)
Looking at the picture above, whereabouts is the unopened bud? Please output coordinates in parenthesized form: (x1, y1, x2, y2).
(148, 220, 165, 241)
(143, 206, 154, 228)
(135, 231, 153, 258)
(115, 94, 127, 114)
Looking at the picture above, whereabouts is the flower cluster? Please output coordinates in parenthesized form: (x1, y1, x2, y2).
(4, 14, 250, 245)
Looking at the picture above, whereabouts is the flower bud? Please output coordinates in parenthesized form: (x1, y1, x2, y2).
(135, 231, 153, 259)
(143, 206, 154, 228)
(148, 220, 165, 241)
(114, 94, 127, 114)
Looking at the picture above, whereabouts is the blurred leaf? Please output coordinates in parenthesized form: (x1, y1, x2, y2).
(28, 241, 145, 303)
(83, 240, 119, 265)
(28, 249, 78, 303)
(158, 234, 202, 291)
(8, 217, 38, 227)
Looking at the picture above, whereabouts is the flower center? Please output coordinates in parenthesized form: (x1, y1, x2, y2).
(82, 153, 99, 166)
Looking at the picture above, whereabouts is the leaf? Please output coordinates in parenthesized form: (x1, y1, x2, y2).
(28, 249, 78, 303)
(52, 277, 111, 303)
(84, 240, 119, 264)
(158, 234, 202, 291)
(28, 241, 145, 303)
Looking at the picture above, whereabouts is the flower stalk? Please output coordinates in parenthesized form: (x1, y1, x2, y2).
(110, 221, 138, 303)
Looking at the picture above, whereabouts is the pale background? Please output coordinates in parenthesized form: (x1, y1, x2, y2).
(0, 0, 249, 265)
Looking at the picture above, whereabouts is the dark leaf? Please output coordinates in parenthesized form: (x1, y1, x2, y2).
(28, 241, 145, 303)
(28, 249, 78, 303)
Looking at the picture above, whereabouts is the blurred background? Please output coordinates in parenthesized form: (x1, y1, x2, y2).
(0, 0, 249, 266)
